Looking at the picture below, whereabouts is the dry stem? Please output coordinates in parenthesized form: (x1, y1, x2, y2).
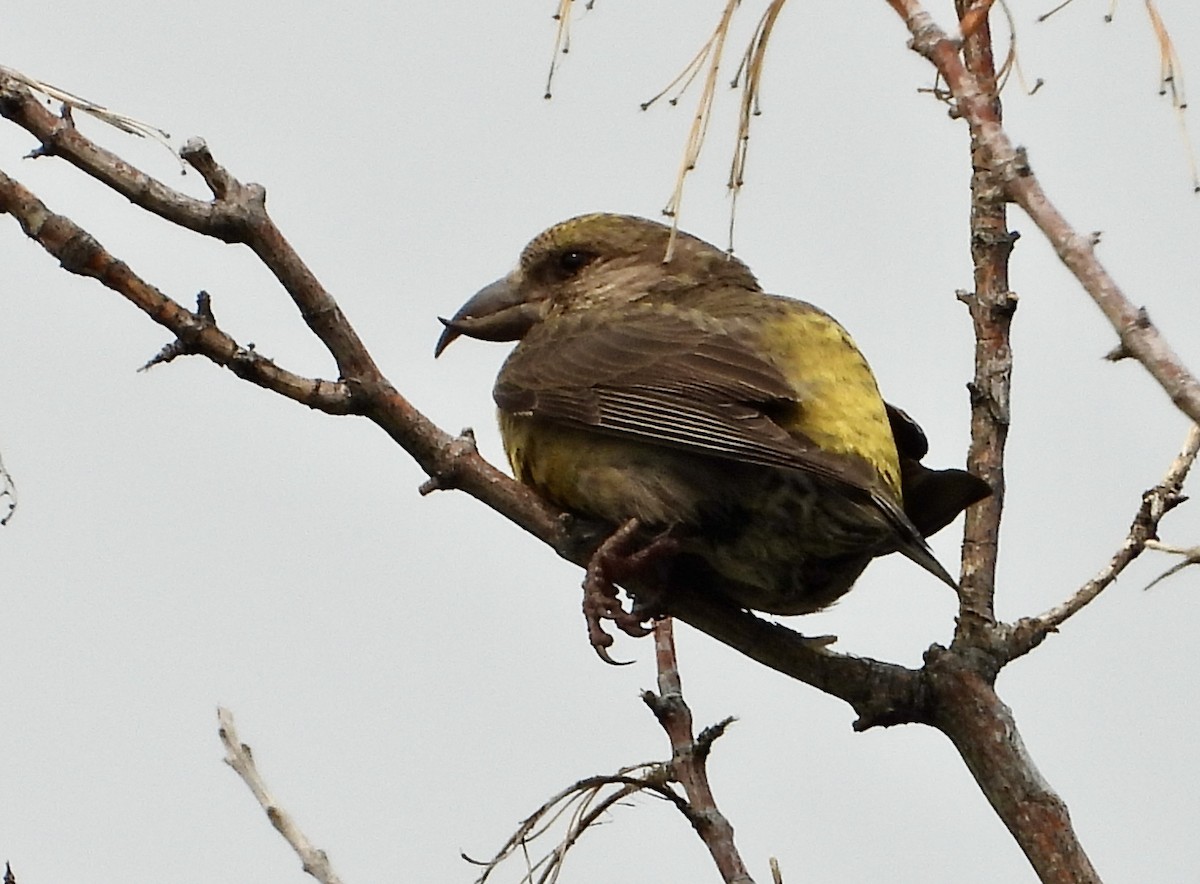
(216, 708, 345, 884)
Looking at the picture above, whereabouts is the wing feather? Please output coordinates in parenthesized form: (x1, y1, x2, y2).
(495, 299, 951, 580)
(496, 302, 877, 494)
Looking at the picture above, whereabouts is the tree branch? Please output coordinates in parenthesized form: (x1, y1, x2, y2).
(886, 0, 1200, 426)
(953, 0, 1014, 639)
(217, 708, 345, 884)
(924, 647, 1100, 884)
(0, 74, 378, 381)
(1008, 422, 1200, 655)
(0, 168, 353, 410)
(643, 619, 753, 884)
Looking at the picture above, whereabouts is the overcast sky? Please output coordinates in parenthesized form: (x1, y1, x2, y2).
(3, 2, 1200, 882)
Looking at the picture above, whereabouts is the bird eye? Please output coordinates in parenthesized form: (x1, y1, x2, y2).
(556, 249, 593, 276)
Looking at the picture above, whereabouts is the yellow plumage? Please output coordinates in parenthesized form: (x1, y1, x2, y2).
(756, 307, 902, 496)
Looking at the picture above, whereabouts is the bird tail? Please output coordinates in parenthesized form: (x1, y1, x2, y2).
(873, 491, 961, 590)
(897, 537, 959, 590)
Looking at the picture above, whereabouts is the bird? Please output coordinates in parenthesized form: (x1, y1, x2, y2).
(435, 212, 990, 660)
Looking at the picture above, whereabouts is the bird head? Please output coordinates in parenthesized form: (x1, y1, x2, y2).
(434, 213, 757, 356)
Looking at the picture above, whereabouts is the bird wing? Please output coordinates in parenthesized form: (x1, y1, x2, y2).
(495, 303, 880, 499)
(495, 301, 955, 585)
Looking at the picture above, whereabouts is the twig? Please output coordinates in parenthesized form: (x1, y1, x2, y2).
(995, 1, 1044, 96)
(0, 168, 352, 411)
(474, 621, 755, 883)
(1008, 422, 1199, 652)
(888, 0, 1200, 427)
(545, 0, 596, 99)
(0, 447, 16, 526)
(725, 0, 787, 251)
(952, 0, 1014, 636)
(652, 0, 740, 259)
(1036, 0, 1196, 187)
(0, 64, 174, 151)
(216, 708, 344, 884)
(643, 619, 753, 884)
(1143, 539, 1200, 589)
(1145, 0, 1200, 191)
(0, 71, 380, 382)
(465, 766, 687, 881)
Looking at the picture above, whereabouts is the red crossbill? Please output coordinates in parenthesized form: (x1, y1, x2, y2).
(436, 213, 989, 658)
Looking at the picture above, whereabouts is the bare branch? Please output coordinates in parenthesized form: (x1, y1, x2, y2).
(643, 0, 740, 258)
(0, 72, 379, 382)
(924, 648, 1100, 884)
(643, 619, 753, 883)
(474, 621, 761, 883)
(216, 708, 345, 884)
(466, 765, 687, 882)
(0, 446, 16, 526)
(951, 0, 1014, 636)
(726, 1, 787, 249)
(0, 64, 174, 151)
(1143, 539, 1200, 588)
(888, 0, 1200, 427)
(1006, 423, 1200, 650)
(0, 169, 353, 412)
(889, 4, 1107, 879)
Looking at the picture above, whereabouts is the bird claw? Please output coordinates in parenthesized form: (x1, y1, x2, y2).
(586, 628, 634, 667)
(581, 518, 677, 664)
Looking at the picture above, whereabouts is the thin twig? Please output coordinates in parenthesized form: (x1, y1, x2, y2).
(1145, 0, 1200, 190)
(655, 0, 740, 260)
(0, 447, 16, 526)
(1009, 423, 1199, 651)
(726, 0, 787, 251)
(0, 64, 174, 153)
(1143, 539, 1200, 589)
(465, 767, 686, 882)
(0, 70, 382, 382)
(546, 0, 574, 99)
(1034, 0, 1198, 188)
(1037, 0, 1079, 23)
(890, 1, 1200, 428)
(0, 168, 353, 412)
(644, 619, 753, 884)
(995, 1, 1044, 95)
(216, 708, 345, 884)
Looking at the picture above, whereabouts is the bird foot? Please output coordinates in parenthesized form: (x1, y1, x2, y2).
(582, 518, 678, 665)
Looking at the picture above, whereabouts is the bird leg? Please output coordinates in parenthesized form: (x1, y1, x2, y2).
(582, 517, 678, 665)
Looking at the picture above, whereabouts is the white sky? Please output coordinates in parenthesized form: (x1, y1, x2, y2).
(3, 2, 1199, 881)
